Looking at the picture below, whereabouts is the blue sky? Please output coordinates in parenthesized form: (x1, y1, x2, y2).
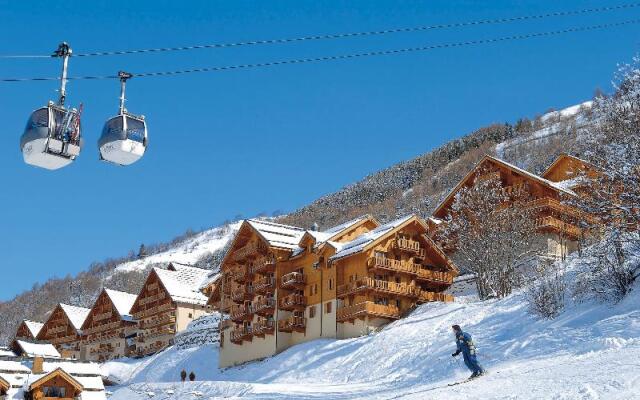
(0, 0, 638, 300)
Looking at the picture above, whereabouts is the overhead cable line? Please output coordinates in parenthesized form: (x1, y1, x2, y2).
(1, 19, 639, 83)
(1, 2, 639, 59)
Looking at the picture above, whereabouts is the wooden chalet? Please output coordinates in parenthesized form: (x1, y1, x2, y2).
(215, 215, 456, 368)
(329, 215, 457, 336)
(431, 154, 598, 260)
(24, 357, 106, 400)
(81, 289, 138, 362)
(36, 304, 90, 360)
(130, 263, 212, 357)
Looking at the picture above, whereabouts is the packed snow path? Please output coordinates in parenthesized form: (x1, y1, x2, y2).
(108, 288, 640, 399)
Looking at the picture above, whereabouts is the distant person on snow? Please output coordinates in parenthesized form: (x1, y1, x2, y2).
(451, 324, 485, 379)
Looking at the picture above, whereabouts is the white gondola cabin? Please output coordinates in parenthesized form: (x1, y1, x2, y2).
(98, 71, 148, 166)
(19, 43, 83, 170)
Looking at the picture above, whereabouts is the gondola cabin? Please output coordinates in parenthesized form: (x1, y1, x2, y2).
(98, 112, 147, 166)
(20, 103, 82, 170)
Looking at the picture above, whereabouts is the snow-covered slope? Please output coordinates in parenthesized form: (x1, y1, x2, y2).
(106, 279, 640, 399)
(114, 222, 241, 273)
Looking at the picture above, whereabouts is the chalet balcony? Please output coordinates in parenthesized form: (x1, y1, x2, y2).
(415, 268, 454, 285)
(253, 297, 276, 316)
(139, 313, 176, 329)
(230, 305, 252, 322)
(393, 237, 426, 258)
(254, 276, 276, 294)
(417, 291, 455, 304)
(336, 301, 401, 322)
(279, 294, 306, 311)
(232, 266, 253, 283)
(230, 326, 253, 344)
(138, 326, 174, 342)
(253, 319, 275, 337)
(132, 301, 173, 319)
(278, 316, 306, 333)
(252, 256, 277, 275)
(367, 256, 415, 275)
(281, 272, 305, 289)
(336, 277, 419, 298)
(535, 216, 582, 238)
(231, 286, 254, 303)
(526, 198, 597, 224)
(233, 242, 266, 261)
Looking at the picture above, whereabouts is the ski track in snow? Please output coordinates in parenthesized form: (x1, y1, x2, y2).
(104, 280, 640, 400)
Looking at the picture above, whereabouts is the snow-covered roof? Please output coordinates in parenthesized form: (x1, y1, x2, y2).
(0, 347, 16, 357)
(330, 215, 415, 261)
(154, 264, 210, 306)
(41, 360, 101, 376)
(0, 360, 31, 374)
(246, 219, 306, 250)
(486, 156, 576, 196)
(59, 304, 91, 331)
(104, 289, 137, 319)
(13, 340, 61, 359)
(22, 321, 44, 338)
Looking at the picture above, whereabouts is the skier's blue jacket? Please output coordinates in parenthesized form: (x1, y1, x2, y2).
(455, 331, 477, 356)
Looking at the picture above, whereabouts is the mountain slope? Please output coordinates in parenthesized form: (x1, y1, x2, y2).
(105, 252, 640, 399)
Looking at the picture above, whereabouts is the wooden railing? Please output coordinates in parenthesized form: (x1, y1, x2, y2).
(535, 216, 582, 237)
(415, 268, 454, 284)
(84, 321, 121, 335)
(526, 198, 596, 223)
(233, 242, 265, 261)
(231, 285, 254, 302)
(232, 266, 252, 283)
(281, 272, 305, 288)
(230, 305, 252, 322)
(251, 256, 277, 274)
(280, 294, 306, 310)
(254, 319, 275, 336)
(93, 311, 114, 322)
(278, 316, 306, 332)
(230, 326, 253, 343)
(138, 291, 167, 306)
(139, 313, 176, 329)
(417, 291, 454, 303)
(336, 301, 401, 322)
(133, 301, 173, 319)
(253, 297, 276, 315)
(337, 277, 418, 298)
(254, 276, 276, 293)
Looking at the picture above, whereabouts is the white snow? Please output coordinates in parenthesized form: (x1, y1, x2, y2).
(154, 264, 211, 306)
(59, 304, 91, 331)
(22, 320, 44, 338)
(114, 222, 241, 273)
(247, 219, 306, 250)
(104, 289, 137, 319)
(13, 340, 61, 358)
(330, 215, 413, 260)
(106, 258, 640, 399)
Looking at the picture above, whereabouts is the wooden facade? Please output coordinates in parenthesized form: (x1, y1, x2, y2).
(36, 305, 89, 360)
(215, 216, 456, 368)
(130, 264, 211, 357)
(81, 289, 137, 362)
(431, 154, 598, 260)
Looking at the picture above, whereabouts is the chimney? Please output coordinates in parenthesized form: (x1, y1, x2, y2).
(32, 356, 44, 374)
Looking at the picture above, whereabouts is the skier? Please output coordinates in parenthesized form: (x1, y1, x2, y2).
(451, 324, 485, 379)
